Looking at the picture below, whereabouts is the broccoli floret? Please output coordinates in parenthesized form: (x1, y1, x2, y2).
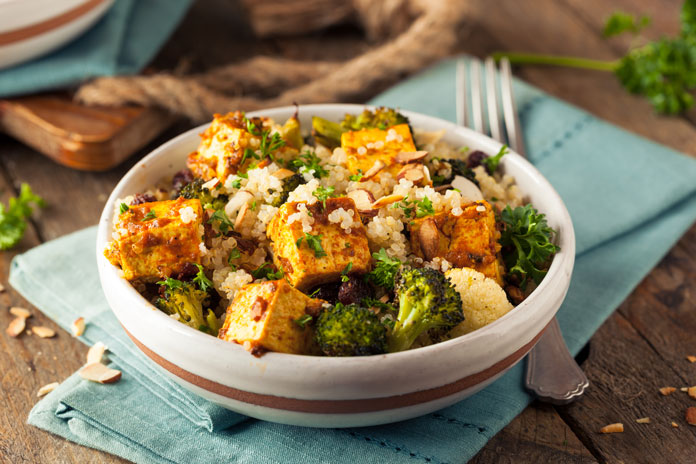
(315, 303, 387, 356)
(433, 159, 480, 187)
(387, 267, 464, 352)
(270, 173, 304, 207)
(179, 179, 228, 210)
(156, 278, 220, 335)
(311, 107, 411, 148)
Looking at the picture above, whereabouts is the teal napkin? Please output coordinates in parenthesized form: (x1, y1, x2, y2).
(12, 58, 696, 464)
(0, 0, 191, 98)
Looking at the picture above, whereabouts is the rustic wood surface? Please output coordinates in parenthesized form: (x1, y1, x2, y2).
(1, 0, 694, 463)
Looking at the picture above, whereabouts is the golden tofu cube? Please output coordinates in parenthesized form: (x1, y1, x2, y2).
(187, 111, 261, 181)
(218, 279, 323, 355)
(409, 201, 504, 284)
(109, 198, 203, 281)
(341, 124, 418, 179)
(267, 197, 371, 290)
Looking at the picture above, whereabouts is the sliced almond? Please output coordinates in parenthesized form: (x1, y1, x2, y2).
(234, 202, 251, 230)
(359, 160, 386, 182)
(87, 341, 107, 365)
(6, 317, 26, 337)
(660, 387, 677, 396)
(688, 386, 696, 399)
(687, 355, 696, 363)
(0, 283, 5, 292)
(272, 168, 296, 180)
(682, 387, 689, 392)
(599, 423, 624, 434)
(71, 317, 85, 337)
(371, 194, 404, 209)
(451, 175, 484, 201)
(79, 363, 122, 384)
(201, 177, 220, 191)
(10, 307, 31, 319)
(672, 421, 679, 428)
(257, 158, 272, 169)
(417, 217, 440, 261)
(37, 382, 59, 397)
(224, 190, 254, 217)
(686, 407, 696, 425)
(346, 189, 377, 218)
(32, 326, 56, 338)
(434, 184, 452, 192)
(635, 417, 651, 424)
(394, 150, 428, 164)
(378, 294, 390, 303)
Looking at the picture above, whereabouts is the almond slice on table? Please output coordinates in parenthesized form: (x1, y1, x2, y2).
(87, 341, 107, 365)
(6, 317, 26, 337)
(660, 387, 677, 396)
(359, 160, 386, 182)
(599, 423, 624, 434)
(79, 363, 121, 384)
(688, 386, 696, 399)
(686, 407, 696, 425)
(10, 307, 31, 319)
(635, 417, 651, 424)
(37, 382, 60, 397)
(71, 317, 86, 336)
(371, 194, 404, 209)
(394, 150, 428, 164)
(687, 355, 696, 363)
(0, 283, 4, 292)
(272, 168, 296, 180)
(32, 326, 56, 338)
(672, 421, 680, 428)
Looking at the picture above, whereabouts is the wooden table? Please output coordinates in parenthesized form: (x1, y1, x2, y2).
(1, 0, 694, 462)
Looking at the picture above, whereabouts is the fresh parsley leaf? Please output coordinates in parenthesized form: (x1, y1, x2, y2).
(119, 203, 129, 214)
(193, 264, 214, 292)
(228, 248, 241, 265)
(296, 233, 326, 258)
(0, 183, 45, 250)
(157, 277, 184, 291)
(483, 145, 508, 174)
(308, 288, 321, 298)
(250, 200, 257, 211)
(340, 262, 353, 282)
(366, 248, 402, 289)
(292, 151, 328, 178)
(392, 195, 415, 217)
(259, 131, 286, 161)
(251, 262, 284, 280)
(294, 314, 313, 328)
(141, 210, 157, 221)
(349, 170, 363, 182)
(499, 205, 560, 289)
(208, 209, 234, 234)
(603, 11, 651, 37)
(228, 177, 242, 189)
(415, 196, 434, 218)
(312, 186, 335, 209)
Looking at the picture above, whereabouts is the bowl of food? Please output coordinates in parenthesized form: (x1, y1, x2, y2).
(97, 104, 574, 427)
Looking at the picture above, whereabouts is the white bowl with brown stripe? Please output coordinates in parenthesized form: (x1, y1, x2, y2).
(97, 104, 575, 427)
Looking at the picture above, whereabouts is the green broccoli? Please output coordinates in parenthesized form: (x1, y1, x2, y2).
(156, 278, 220, 335)
(270, 173, 304, 207)
(179, 179, 228, 210)
(315, 303, 388, 356)
(447, 159, 480, 186)
(311, 107, 411, 148)
(387, 267, 464, 352)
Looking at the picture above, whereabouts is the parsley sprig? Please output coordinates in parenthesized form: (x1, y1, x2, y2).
(393, 195, 434, 218)
(193, 264, 214, 292)
(483, 145, 508, 174)
(208, 209, 234, 234)
(312, 186, 336, 209)
(493, 1, 696, 114)
(499, 205, 560, 289)
(366, 248, 402, 290)
(0, 183, 45, 250)
(296, 233, 326, 258)
(292, 150, 328, 178)
(251, 262, 284, 280)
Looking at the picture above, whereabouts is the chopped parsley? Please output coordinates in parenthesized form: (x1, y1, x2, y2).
(292, 150, 328, 178)
(296, 233, 326, 258)
(141, 210, 157, 221)
(349, 170, 364, 182)
(340, 262, 353, 282)
(228, 177, 242, 189)
(208, 209, 234, 234)
(415, 197, 434, 218)
(227, 248, 241, 266)
(193, 264, 214, 292)
(366, 248, 402, 289)
(312, 186, 335, 209)
(251, 262, 284, 280)
(119, 203, 129, 214)
(157, 277, 184, 291)
(294, 314, 313, 328)
(483, 145, 508, 174)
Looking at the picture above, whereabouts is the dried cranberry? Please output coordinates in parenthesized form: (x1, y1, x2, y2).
(174, 262, 199, 280)
(338, 276, 373, 305)
(310, 282, 341, 305)
(130, 193, 157, 205)
(172, 169, 194, 196)
(466, 150, 488, 169)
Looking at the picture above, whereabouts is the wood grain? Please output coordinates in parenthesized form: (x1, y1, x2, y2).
(1, 0, 695, 462)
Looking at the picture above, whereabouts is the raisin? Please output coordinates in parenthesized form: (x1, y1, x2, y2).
(466, 150, 488, 169)
(338, 276, 373, 305)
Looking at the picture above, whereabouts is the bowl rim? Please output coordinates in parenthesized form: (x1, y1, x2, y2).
(97, 103, 575, 367)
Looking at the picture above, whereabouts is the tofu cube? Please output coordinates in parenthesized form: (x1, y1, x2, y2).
(409, 201, 504, 284)
(267, 197, 371, 290)
(218, 279, 323, 355)
(187, 111, 264, 181)
(109, 198, 203, 281)
(341, 124, 418, 179)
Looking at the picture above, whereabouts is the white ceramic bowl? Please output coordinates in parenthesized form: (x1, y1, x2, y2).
(97, 104, 575, 428)
(0, 0, 114, 70)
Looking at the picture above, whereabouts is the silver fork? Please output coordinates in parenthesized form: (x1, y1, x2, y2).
(456, 57, 589, 404)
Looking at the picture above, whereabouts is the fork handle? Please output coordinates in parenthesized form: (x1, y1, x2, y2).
(525, 317, 589, 404)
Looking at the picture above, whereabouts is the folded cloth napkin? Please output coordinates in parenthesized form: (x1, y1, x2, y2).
(11, 57, 696, 464)
(0, 0, 192, 98)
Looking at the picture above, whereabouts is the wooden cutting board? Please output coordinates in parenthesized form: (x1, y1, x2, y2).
(0, 95, 175, 171)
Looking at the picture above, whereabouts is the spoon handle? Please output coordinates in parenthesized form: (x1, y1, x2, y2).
(525, 317, 589, 404)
